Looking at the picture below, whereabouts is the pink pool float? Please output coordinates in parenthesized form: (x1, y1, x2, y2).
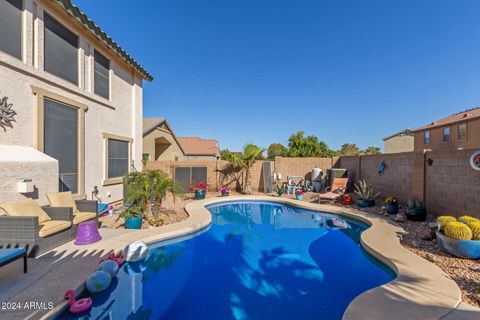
(64, 289, 92, 314)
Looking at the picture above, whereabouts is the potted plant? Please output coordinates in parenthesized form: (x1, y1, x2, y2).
(405, 199, 426, 221)
(295, 189, 304, 201)
(220, 186, 230, 197)
(119, 205, 144, 229)
(354, 180, 380, 207)
(189, 180, 208, 200)
(384, 196, 398, 214)
(435, 216, 480, 259)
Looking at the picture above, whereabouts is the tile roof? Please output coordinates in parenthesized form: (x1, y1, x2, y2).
(177, 137, 220, 156)
(383, 129, 414, 141)
(52, 0, 153, 81)
(413, 107, 480, 132)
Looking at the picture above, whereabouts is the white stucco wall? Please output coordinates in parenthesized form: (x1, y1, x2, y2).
(0, 0, 145, 205)
(0, 145, 58, 205)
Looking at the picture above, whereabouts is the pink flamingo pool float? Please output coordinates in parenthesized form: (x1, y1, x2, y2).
(99, 251, 125, 267)
(64, 289, 92, 314)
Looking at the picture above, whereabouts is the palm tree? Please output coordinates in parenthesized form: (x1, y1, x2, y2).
(124, 170, 183, 219)
(226, 144, 265, 194)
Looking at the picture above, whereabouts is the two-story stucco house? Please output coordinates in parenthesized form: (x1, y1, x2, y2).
(413, 108, 480, 152)
(0, 0, 153, 205)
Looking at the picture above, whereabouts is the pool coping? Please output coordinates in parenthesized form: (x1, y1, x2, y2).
(42, 195, 462, 320)
(187, 196, 462, 320)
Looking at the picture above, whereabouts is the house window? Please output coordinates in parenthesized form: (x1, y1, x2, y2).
(0, 0, 22, 59)
(94, 50, 110, 99)
(443, 127, 451, 143)
(424, 130, 430, 145)
(44, 13, 79, 85)
(458, 123, 467, 141)
(43, 98, 79, 193)
(142, 153, 150, 161)
(103, 134, 132, 185)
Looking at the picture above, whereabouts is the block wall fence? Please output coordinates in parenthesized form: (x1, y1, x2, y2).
(147, 149, 480, 218)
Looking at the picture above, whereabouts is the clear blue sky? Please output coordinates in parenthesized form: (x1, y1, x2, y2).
(77, 0, 480, 151)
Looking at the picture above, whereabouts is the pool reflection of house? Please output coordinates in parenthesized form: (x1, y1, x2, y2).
(0, 0, 152, 205)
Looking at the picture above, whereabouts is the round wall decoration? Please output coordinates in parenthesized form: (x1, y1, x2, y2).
(470, 150, 480, 171)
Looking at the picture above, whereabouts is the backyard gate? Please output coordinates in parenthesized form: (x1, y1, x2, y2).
(174, 166, 208, 192)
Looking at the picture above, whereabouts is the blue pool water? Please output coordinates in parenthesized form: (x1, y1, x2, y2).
(59, 201, 394, 320)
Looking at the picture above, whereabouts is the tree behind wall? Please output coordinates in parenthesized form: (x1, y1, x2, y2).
(362, 146, 381, 155)
(339, 143, 360, 156)
(267, 143, 288, 160)
(287, 131, 333, 157)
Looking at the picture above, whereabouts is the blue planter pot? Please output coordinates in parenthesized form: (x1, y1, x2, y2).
(436, 231, 480, 259)
(386, 203, 398, 214)
(195, 190, 206, 200)
(296, 195, 303, 201)
(125, 217, 142, 229)
(221, 192, 229, 197)
(357, 199, 375, 207)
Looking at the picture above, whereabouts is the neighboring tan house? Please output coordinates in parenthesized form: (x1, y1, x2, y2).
(142, 118, 185, 161)
(0, 0, 152, 205)
(177, 137, 220, 161)
(413, 107, 480, 152)
(383, 129, 414, 154)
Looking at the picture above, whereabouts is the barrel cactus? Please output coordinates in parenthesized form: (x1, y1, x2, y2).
(436, 216, 457, 231)
(467, 221, 480, 240)
(458, 216, 479, 224)
(444, 221, 473, 240)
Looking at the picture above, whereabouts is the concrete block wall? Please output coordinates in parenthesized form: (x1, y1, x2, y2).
(425, 149, 480, 218)
(274, 157, 339, 183)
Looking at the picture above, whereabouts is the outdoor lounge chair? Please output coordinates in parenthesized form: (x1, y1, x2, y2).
(0, 247, 27, 273)
(318, 178, 348, 203)
(0, 198, 73, 257)
(46, 192, 98, 240)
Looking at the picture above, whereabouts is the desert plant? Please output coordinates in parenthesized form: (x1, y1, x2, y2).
(124, 170, 183, 219)
(384, 196, 397, 205)
(459, 216, 480, 224)
(225, 144, 265, 194)
(353, 180, 380, 200)
(275, 185, 285, 197)
(118, 205, 143, 220)
(467, 221, 480, 240)
(436, 216, 457, 231)
(407, 199, 424, 209)
(444, 221, 473, 240)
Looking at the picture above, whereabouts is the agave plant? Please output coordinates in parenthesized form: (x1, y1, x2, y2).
(353, 180, 380, 200)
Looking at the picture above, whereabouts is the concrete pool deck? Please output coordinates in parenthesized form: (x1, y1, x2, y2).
(0, 195, 478, 319)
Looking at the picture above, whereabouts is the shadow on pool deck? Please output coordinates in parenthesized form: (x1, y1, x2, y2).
(0, 228, 137, 320)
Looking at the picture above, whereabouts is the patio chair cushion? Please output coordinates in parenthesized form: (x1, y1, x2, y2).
(46, 192, 79, 213)
(319, 192, 341, 200)
(73, 212, 97, 225)
(39, 220, 72, 237)
(0, 198, 51, 224)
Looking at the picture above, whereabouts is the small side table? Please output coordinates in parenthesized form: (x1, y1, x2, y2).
(74, 220, 102, 245)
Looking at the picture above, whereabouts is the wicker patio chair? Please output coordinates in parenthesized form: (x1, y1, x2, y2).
(45, 192, 98, 240)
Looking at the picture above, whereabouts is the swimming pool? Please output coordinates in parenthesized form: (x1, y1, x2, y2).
(59, 201, 394, 320)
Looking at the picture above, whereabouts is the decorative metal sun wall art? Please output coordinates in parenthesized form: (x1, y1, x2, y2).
(0, 95, 17, 132)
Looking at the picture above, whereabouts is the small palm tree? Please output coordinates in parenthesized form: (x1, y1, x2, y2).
(124, 170, 183, 219)
(226, 144, 265, 194)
